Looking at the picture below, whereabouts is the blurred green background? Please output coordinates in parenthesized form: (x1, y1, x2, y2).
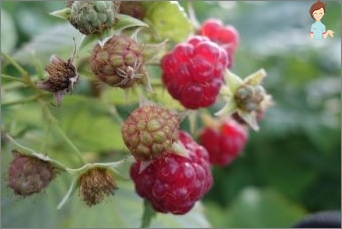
(1, 1, 341, 228)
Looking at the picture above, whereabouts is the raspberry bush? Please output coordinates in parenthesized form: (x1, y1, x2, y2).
(2, 1, 280, 228)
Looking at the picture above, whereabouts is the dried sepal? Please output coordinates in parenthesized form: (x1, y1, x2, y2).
(78, 168, 117, 206)
(37, 41, 78, 106)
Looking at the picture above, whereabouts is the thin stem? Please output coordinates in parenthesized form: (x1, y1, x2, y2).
(2, 82, 29, 91)
(187, 1, 200, 30)
(1, 95, 40, 107)
(39, 100, 86, 165)
(1, 74, 27, 84)
(57, 176, 78, 210)
(4, 133, 70, 172)
(40, 122, 51, 153)
(1, 52, 28, 77)
(109, 106, 124, 125)
(54, 124, 86, 165)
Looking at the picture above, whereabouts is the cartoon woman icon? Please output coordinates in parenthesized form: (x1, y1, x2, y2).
(310, 0, 334, 40)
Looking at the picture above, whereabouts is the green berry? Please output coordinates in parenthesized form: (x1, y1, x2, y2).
(121, 105, 180, 161)
(69, 1, 119, 35)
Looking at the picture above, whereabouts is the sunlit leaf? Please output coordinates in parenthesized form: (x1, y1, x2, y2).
(144, 1, 194, 42)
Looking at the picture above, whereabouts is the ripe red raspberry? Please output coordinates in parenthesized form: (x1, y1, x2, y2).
(8, 150, 58, 196)
(199, 118, 248, 166)
(130, 131, 213, 215)
(161, 35, 228, 109)
(121, 104, 180, 161)
(200, 18, 240, 68)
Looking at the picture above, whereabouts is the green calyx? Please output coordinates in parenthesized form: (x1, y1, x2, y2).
(216, 69, 273, 131)
(70, 1, 119, 35)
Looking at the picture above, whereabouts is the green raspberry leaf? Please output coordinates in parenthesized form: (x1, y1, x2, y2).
(144, 1, 194, 42)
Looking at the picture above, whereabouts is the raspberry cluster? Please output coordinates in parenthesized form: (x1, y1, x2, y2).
(161, 36, 228, 109)
(130, 131, 213, 215)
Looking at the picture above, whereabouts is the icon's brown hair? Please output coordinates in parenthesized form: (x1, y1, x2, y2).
(309, 0, 327, 20)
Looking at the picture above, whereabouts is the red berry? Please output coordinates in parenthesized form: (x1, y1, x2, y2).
(200, 18, 240, 68)
(161, 36, 228, 109)
(199, 118, 248, 166)
(130, 131, 213, 215)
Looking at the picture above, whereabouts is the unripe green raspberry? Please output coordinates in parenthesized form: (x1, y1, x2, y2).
(121, 105, 180, 161)
(90, 35, 145, 88)
(8, 150, 58, 196)
(69, 1, 119, 35)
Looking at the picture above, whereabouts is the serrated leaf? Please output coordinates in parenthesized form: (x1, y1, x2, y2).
(145, 1, 194, 42)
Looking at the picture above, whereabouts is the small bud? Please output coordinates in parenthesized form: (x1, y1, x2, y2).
(78, 168, 117, 206)
(8, 150, 58, 196)
(69, 1, 119, 35)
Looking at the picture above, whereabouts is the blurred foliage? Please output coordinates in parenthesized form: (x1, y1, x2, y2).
(1, 1, 341, 228)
